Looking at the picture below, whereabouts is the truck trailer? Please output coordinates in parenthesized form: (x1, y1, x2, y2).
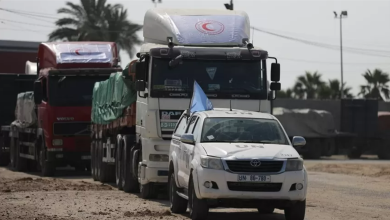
(1, 41, 120, 176)
(91, 8, 281, 199)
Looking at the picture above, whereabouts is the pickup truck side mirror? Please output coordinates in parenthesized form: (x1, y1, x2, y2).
(180, 134, 195, 145)
(33, 81, 42, 105)
(292, 136, 306, 147)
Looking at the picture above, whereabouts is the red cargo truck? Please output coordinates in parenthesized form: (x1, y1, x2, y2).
(1, 41, 121, 176)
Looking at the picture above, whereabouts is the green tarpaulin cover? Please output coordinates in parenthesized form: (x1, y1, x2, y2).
(91, 65, 136, 124)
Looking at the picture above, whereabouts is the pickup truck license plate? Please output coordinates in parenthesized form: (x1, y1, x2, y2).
(237, 175, 271, 182)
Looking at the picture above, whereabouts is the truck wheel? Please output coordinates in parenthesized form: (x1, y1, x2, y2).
(347, 146, 362, 159)
(140, 182, 158, 199)
(257, 207, 274, 214)
(40, 148, 55, 177)
(15, 140, 27, 171)
(122, 136, 139, 193)
(284, 200, 306, 220)
(188, 175, 209, 220)
(378, 146, 390, 160)
(91, 141, 97, 181)
(96, 140, 101, 181)
(169, 171, 187, 213)
(10, 138, 16, 169)
(0, 136, 10, 166)
(115, 135, 123, 190)
(303, 139, 322, 159)
(324, 139, 335, 157)
(99, 140, 111, 183)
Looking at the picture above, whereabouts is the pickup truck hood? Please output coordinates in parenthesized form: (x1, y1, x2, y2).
(200, 143, 299, 159)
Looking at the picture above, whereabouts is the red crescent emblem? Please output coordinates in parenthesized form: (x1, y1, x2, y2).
(195, 20, 224, 35)
(201, 23, 215, 31)
(75, 49, 81, 55)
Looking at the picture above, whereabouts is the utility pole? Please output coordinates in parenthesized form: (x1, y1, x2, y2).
(224, 0, 233, 10)
(152, 0, 162, 8)
(334, 11, 348, 99)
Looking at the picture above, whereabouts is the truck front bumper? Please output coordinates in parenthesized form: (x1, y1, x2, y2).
(47, 150, 90, 166)
(193, 166, 307, 203)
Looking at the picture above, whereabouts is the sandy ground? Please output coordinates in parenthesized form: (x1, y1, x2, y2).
(1, 158, 390, 220)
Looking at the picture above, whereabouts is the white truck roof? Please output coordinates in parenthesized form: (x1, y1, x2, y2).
(196, 108, 275, 119)
(143, 8, 250, 47)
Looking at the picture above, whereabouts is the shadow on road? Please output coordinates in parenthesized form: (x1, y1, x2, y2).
(175, 211, 285, 220)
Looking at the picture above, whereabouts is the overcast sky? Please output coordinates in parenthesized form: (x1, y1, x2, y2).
(1, 0, 389, 96)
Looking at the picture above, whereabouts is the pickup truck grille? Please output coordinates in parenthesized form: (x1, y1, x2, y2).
(53, 122, 91, 136)
(227, 182, 282, 192)
(225, 160, 284, 173)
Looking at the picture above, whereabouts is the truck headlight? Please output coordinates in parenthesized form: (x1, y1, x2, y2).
(285, 158, 303, 171)
(149, 154, 169, 162)
(200, 156, 224, 170)
(52, 139, 63, 146)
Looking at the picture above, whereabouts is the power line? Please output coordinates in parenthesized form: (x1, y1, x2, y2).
(279, 57, 390, 65)
(252, 26, 390, 58)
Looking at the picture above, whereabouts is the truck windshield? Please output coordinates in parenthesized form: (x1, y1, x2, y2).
(150, 58, 267, 99)
(201, 117, 289, 145)
(48, 75, 110, 106)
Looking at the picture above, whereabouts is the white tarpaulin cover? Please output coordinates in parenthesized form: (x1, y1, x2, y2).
(54, 43, 113, 64)
(143, 8, 250, 46)
(273, 107, 336, 138)
(11, 92, 37, 128)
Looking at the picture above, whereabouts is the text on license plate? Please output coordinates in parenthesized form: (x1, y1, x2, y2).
(237, 175, 271, 182)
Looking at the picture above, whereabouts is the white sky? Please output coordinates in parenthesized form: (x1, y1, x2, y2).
(1, 0, 389, 95)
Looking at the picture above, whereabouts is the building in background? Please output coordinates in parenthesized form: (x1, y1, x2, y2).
(0, 40, 40, 74)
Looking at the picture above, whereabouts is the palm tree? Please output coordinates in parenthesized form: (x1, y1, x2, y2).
(359, 69, 390, 100)
(48, 0, 142, 58)
(293, 71, 325, 99)
(327, 79, 353, 99)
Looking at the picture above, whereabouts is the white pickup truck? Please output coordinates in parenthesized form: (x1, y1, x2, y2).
(168, 108, 308, 220)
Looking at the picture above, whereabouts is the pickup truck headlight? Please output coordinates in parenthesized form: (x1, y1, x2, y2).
(200, 156, 224, 170)
(285, 158, 303, 171)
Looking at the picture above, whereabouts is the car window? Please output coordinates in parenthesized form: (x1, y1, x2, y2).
(185, 116, 198, 134)
(201, 117, 289, 145)
(174, 115, 187, 136)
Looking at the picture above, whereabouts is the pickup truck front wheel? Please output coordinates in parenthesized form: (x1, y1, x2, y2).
(284, 200, 306, 220)
(188, 175, 209, 220)
(169, 172, 187, 213)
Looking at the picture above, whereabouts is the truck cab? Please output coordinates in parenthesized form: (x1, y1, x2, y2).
(32, 42, 120, 175)
(130, 8, 281, 198)
(169, 108, 308, 220)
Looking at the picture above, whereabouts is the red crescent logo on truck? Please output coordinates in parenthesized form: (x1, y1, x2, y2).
(75, 49, 81, 55)
(195, 20, 224, 35)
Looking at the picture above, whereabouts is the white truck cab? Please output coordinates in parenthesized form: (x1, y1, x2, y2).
(168, 108, 308, 220)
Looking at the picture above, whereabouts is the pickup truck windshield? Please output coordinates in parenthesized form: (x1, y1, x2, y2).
(201, 117, 289, 145)
(48, 75, 110, 106)
(151, 58, 267, 99)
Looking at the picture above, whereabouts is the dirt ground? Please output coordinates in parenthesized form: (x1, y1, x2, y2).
(1, 160, 390, 220)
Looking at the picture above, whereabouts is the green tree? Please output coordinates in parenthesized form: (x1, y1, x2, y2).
(276, 88, 293, 98)
(359, 69, 390, 100)
(48, 0, 142, 58)
(318, 79, 353, 99)
(293, 71, 325, 99)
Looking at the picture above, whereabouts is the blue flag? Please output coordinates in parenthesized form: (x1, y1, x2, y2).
(190, 81, 213, 114)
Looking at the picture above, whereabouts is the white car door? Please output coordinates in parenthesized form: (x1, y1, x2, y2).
(171, 114, 188, 187)
(182, 115, 200, 188)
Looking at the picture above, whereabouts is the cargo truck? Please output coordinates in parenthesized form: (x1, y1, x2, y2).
(91, 8, 281, 199)
(1, 41, 120, 176)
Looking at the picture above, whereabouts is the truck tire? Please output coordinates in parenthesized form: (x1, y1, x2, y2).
(378, 146, 390, 160)
(188, 174, 209, 220)
(10, 138, 16, 169)
(122, 136, 139, 193)
(169, 171, 187, 213)
(140, 182, 158, 199)
(91, 141, 98, 181)
(15, 140, 27, 171)
(40, 148, 55, 177)
(115, 135, 123, 190)
(96, 140, 101, 181)
(324, 138, 335, 157)
(99, 140, 111, 183)
(257, 207, 274, 214)
(0, 136, 10, 166)
(303, 139, 322, 159)
(284, 200, 306, 220)
(347, 146, 362, 159)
